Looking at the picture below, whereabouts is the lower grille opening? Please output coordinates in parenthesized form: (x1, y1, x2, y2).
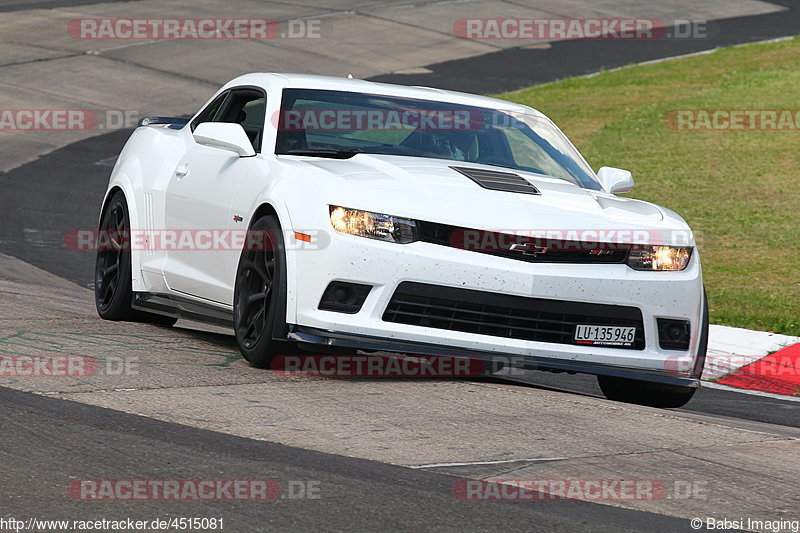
(319, 281, 372, 314)
(383, 282, 645, 350)
(656, 318, 691, 350)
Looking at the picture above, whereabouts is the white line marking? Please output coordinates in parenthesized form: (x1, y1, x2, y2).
(702, 381, 800, 403)
(410, 457, 566, 469)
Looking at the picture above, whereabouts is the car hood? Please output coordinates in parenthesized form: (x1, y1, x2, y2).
(292, 154, 691, 245)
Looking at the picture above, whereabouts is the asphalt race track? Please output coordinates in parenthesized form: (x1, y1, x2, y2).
(1, 1, 799, 531)
(0, 386, 697, 532)
(371, 0, 800, 93)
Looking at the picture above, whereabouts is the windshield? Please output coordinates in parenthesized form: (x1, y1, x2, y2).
(275, 88, 600, 190)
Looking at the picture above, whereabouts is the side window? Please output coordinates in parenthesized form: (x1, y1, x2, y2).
(215, 89, 266, 152)
(190, 92, 228, 132)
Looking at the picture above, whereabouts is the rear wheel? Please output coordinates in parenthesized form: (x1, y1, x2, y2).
(233, 215, 289, 367)
(94, 191, 176, 326)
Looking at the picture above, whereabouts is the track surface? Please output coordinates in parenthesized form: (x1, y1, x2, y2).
(0, 385, 706, 533)
(370, 0, 800, 93)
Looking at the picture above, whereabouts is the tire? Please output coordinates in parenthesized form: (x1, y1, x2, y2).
(597, 375, 696, 408)
(233, 215, 289, 367)
(596, 289, 708, 409)
(94, 191, 177, 326)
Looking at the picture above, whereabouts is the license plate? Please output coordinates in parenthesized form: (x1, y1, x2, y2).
(574, 325, 636, 347)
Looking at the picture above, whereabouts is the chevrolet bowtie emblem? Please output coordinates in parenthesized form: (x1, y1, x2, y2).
(508, 242, 548, 255)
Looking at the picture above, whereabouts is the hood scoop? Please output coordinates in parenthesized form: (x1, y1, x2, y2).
(450, 166, 541, 195)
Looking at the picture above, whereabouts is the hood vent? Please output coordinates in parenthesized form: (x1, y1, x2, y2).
(450, 166, 541, 195)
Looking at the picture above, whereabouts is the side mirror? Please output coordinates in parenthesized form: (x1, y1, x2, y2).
(192, 122, 255, 157)
(597, 166, 634, 194)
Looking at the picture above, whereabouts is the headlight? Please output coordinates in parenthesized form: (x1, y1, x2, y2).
(329, 206, 418, 244)
(627, 246, 692, 271)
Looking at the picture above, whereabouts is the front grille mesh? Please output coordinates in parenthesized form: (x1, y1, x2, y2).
(383, 282, 645, 350)
(418, 221, 630, 264)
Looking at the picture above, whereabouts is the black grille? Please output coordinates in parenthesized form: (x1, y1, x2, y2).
(450, 166, 540, 195)
(383, 282, 645, 350)
(418, 221, 630, 264)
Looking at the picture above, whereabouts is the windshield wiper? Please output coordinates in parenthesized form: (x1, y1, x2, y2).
(282, 148, 361, 159)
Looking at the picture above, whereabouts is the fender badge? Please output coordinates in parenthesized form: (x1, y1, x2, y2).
(233, 215, 243, 223)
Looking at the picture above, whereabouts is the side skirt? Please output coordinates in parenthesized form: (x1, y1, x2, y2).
(132, 292, 233, 328)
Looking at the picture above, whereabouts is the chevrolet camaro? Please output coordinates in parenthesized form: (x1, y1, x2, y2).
(94, 73, 707, 407)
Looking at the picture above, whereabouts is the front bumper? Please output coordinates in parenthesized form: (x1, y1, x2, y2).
(287, 325, 700, 387)
(288, 230, 705, 383)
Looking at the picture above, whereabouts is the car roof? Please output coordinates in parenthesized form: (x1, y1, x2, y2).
(222, 72, 544, 117)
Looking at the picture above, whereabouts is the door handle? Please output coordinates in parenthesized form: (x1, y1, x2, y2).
(175, 164, 189, 178)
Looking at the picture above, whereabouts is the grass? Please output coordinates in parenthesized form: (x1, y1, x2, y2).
(496, 37, 800, 335)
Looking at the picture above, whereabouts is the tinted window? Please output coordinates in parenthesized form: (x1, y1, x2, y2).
(190, 92, 228, 132)
(276, 88, 600, 190)
(216, 89, 266, 152)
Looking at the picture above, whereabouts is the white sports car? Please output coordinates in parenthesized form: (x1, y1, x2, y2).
(95, 73, 707, 407)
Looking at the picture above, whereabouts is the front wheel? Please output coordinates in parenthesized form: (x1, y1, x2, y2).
(233, 215, 289, 367)
(597, 288, 708, 408)
(597, 375, 696, 408)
